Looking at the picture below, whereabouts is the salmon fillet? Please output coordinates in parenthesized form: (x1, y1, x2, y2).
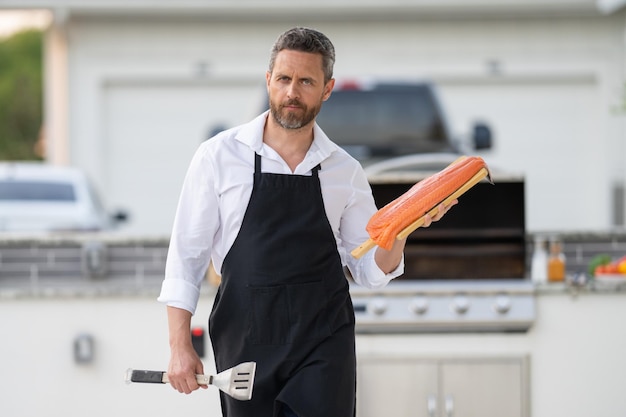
(361, 156, 490, 252)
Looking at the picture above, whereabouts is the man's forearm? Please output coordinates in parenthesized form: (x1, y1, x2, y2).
(374, 237, 406, 274)
(167, 305, 193, 349)
(166, 305, 206, 394)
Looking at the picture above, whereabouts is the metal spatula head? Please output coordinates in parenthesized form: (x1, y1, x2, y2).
(125, 361, 257, 401)
(210, 361, 257, 401)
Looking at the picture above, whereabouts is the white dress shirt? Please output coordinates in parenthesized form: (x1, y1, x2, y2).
(158, 112, 404, 314)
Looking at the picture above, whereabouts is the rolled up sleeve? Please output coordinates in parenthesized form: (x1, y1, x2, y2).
(157, 143, 217, 315)
(157, 277, 202, 314)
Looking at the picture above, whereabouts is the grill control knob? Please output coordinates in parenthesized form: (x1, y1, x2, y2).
(494, 295, 512, 314)
(452, 295, 470, 315)
(367, 298, 388, 316)
(410, 297, 429, 315)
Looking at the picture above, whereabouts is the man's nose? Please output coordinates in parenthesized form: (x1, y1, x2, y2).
(286, 81, 300, 99)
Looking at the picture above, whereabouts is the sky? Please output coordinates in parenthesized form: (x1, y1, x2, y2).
(0, 9, 51, 38)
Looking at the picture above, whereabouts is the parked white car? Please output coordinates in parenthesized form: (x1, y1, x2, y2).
(0, 162, 126, 232)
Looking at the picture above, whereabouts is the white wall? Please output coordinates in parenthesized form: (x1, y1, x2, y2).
(0, 295, 221, 417)
(43, 12, 626, 234)
(1, 290, 625, 417)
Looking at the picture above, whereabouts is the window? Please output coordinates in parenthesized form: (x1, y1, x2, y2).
(0, 181, 76, 202)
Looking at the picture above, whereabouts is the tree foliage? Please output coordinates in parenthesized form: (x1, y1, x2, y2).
(0, 29, 43, 160)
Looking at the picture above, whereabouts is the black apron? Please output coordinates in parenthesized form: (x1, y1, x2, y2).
(209, 153, 356, 417)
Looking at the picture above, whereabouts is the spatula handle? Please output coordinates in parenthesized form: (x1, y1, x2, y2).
(126, 369, 211, 385)
(162, 373, 211, 385)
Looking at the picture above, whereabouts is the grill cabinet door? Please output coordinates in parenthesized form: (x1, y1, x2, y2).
(356, 356, 529, 417)
(440, 359, 525, 417)
(357, 359, 438, 417)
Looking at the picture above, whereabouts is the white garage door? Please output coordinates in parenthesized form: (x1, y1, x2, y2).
(103, 77, 608, 234)
(438, 79, 608, 232)
(103, 79, 263, 235)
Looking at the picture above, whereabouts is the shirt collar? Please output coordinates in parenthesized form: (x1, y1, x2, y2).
(235, 110, 338, 162)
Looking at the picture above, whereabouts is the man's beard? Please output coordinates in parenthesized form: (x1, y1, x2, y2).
(270, 98, 321, 130)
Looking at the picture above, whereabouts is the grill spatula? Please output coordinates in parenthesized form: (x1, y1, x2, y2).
(125, 361, 256, 401)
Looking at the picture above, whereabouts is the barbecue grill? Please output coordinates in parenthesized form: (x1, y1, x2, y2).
(350, 170, 534, 333)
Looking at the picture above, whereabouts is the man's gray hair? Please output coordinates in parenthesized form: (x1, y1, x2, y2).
(269, 27, 335, 83)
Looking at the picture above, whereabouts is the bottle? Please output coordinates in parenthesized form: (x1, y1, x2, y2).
(530, 236, 548, 283)
(548, 238, 566, 282)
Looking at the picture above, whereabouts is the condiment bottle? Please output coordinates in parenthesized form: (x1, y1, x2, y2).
(530, 236, 548, 283)
(548, 238, 566, 282)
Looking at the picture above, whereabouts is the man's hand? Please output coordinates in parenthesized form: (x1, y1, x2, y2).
(166, 306, 208, 394)
(422, 199, 458, 227)
(167, 343, 207, 394)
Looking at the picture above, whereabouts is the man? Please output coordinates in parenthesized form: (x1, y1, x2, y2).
(158, 27, 454, 417)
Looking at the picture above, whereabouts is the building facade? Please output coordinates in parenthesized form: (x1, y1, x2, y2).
(2, 0, 626, 234)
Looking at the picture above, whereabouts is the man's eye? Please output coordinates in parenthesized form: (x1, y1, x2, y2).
(302, 79, 312, 85)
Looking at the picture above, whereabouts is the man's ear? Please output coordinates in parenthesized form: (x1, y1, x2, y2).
(322, 78, 335, 101)
(265, 71, 272, 90)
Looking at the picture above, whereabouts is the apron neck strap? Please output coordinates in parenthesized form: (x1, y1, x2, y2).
(254, 153, 321, 176)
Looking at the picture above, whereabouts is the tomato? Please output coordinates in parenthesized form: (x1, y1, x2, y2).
(605, 263, 619, 274)
(596, 265, 607, 275)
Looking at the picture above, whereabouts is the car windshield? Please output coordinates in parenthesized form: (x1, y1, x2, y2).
(0, 181, 76, 202)
(316, 85, 452, 157)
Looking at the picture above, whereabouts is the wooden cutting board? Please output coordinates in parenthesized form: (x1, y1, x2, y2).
(351, 167, 491, 259)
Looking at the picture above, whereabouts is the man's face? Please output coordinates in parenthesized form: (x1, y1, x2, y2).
(266, 50, 334, 130)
